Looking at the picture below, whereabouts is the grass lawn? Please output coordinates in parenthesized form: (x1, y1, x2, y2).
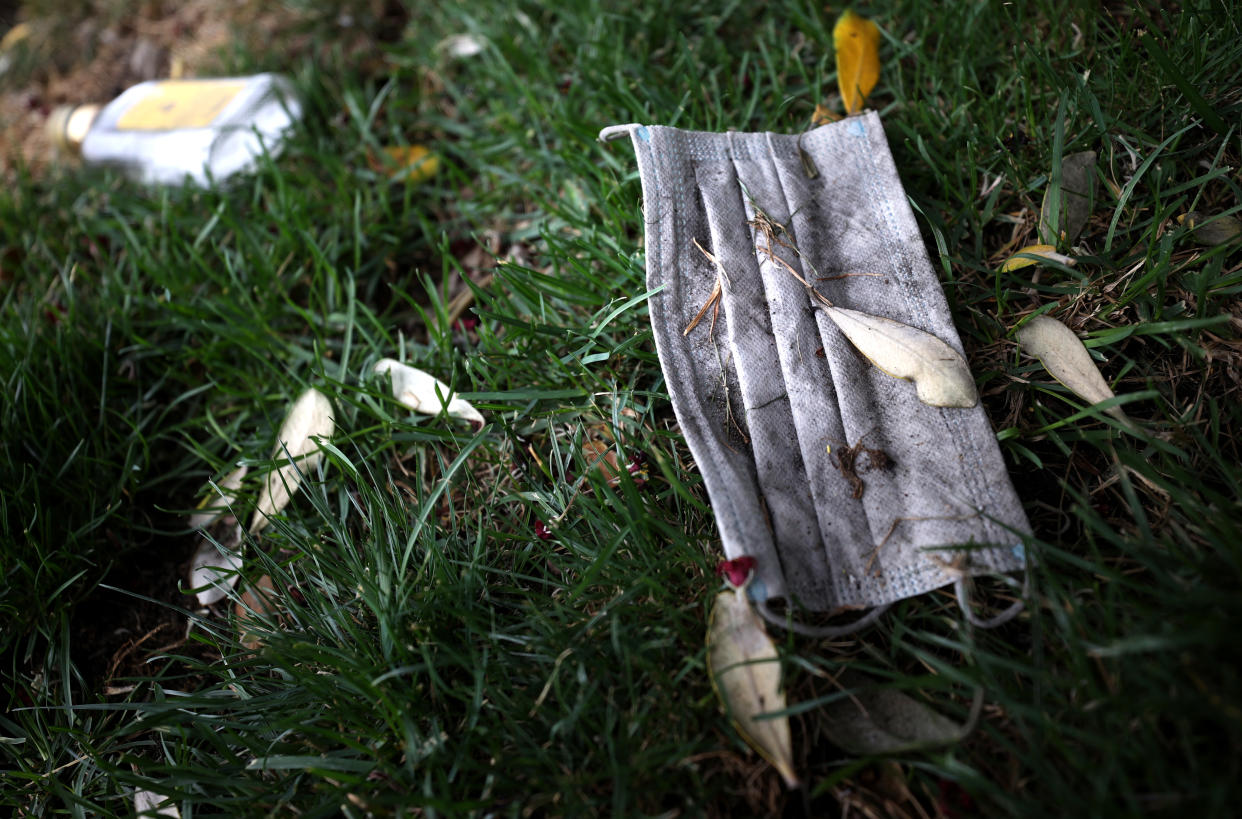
(2, 0, 1241, 815)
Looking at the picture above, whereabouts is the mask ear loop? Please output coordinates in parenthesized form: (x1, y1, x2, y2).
(953, 569, 1029, 629)
(756, 599, 891, 638)
(948, 568, 1028, 741)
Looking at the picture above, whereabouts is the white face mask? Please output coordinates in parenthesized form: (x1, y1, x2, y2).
(601, 114, 1029, 635)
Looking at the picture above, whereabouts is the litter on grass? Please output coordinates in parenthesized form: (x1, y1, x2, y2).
(600, 114, 1029, 634)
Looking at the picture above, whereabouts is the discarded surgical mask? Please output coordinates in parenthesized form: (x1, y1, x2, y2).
(600, 114, 1030, 634)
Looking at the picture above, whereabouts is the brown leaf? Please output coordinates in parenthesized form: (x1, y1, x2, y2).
(1178, 211, 1242, 246)
(819, 671, 972, 755)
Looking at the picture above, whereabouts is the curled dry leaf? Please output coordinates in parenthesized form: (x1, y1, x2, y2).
(374, 358, 485, 427)
(249, 388, 335, 535)
(819, 671, 971, 755)
(999, 244, 1076, 273)
(822, 305, 978, 408)
(707, 576, 798, 788)
(833, 9, 881, 115)
(187, 465, 247, 606)
(1017, 315, 1129, 424)
(1039, 150, 1097, 247)
(1178, 211, 1242, 246)
(811, 102, 840, 127)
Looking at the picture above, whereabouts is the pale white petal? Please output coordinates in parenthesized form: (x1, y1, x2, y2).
(187, 465, 248, 531)
(436, 33, 486, 58)
(133, 788, 180, 818)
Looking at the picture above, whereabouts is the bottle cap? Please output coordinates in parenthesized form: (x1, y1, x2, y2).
(46, 104, 101, 153)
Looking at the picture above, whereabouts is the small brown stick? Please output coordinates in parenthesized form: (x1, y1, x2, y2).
(863, 513, 980, 575)
(683, 276, 722, 336)
(691, 238, 749, 444)
(444, 272, 495, 330)
(749, 210, 836, 308)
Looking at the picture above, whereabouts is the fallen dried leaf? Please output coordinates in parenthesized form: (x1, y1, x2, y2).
(819, 671, 970, 755)
(370, 144, 439, 184)
(1017, 315, 1129, 424)
(235, 574, 281, 651)
(999, 244, 1076, 272)
(1039, 150, 1097, 246)
(1178, 211, 1242, 246)
(373, 358, 484, 427)
(811, 102, 840, 127)
(707, 565, 798, 788)
(823, 305, 978, 408)
(834, 10, 881, 115)
(249, 388, 335, 535)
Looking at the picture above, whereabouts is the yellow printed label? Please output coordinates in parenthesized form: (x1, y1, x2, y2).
(116, 81, 247, 131)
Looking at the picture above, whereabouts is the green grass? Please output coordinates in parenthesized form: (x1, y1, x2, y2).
(3, 0, 1241, 815)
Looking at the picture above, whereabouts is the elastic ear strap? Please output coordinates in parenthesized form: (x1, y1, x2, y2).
(757, 600, 891, 638)
(954, 571, 1029, 629)
(598, 123, 642, 142)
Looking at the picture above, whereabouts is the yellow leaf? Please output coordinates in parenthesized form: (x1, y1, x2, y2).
(707, 586, 799, 788)
(377, 144, 440, 184)
(834, 9, 881, 115)
(0, 22, 32, 52)
(999, 244, 1076, 272)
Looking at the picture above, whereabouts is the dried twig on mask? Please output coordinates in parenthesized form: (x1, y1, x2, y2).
(691, 238, 749, 445)
(688, 238, 727, 339)
(749, 208, 879, 295)
(863, 513, 981, 576)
